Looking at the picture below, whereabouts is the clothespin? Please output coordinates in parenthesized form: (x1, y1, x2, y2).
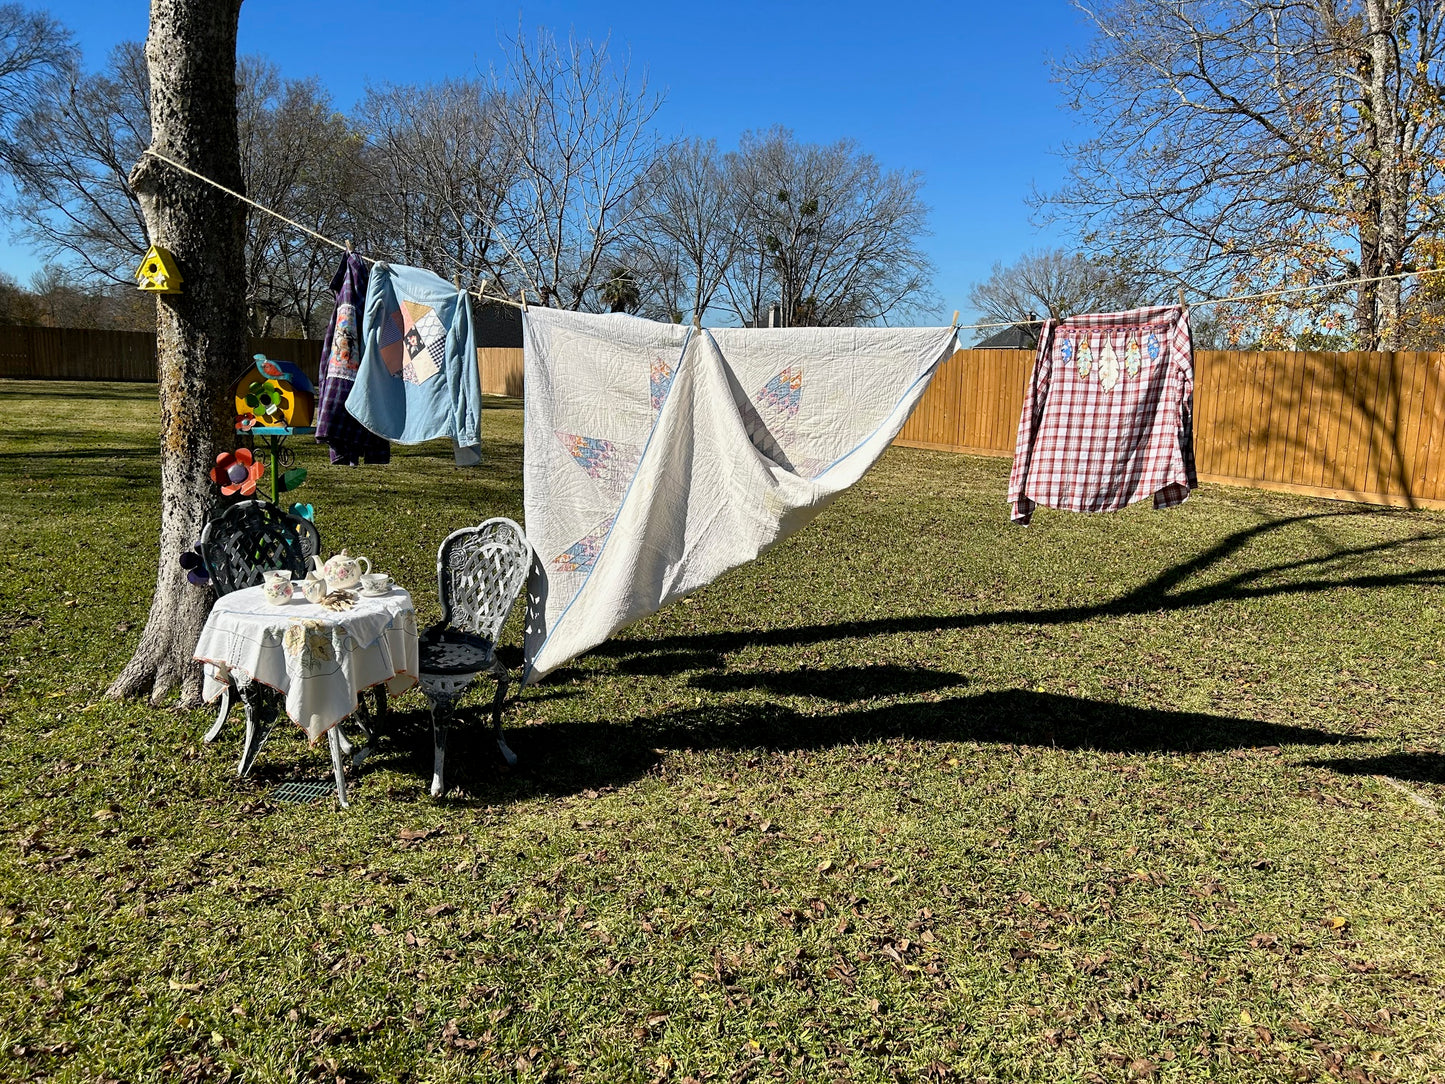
(520, 290, 528, 313)
(344, 239, 352, 254)
(692, 311, 702, 331)
(951, 310, 959, 329)
(1177, 287, 1187, 311)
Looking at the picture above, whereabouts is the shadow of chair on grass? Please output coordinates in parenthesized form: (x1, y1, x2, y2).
(345, 680, 1367, 805)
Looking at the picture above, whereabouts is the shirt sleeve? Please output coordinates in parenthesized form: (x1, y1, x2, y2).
(1007, 320, 1057, 524)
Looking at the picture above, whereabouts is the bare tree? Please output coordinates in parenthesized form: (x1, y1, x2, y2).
(5, 42, 364, 335)
(486, 28, 663, 308)
(629, 137, 735, 322)
(0, 3, 74, 148)
(240, 61, 366, 335)
(22, 264, 152, 328)
(5, 40, 150, 283)
(722, 127, 935, 327)
(969, 248, 1149, 330)
(1041, 0, 1445, 349)
(356, 79, 515, 292)
(109, 0, 246, 704)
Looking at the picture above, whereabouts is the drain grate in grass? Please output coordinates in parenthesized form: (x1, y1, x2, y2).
(272, 779, 336, 804)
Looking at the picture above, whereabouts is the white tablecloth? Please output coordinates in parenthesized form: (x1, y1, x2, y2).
(194, 585, 420, 740)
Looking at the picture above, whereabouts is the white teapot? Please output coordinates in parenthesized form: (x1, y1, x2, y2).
(297, 571, 329, 603)
(309, 550, 370, 592)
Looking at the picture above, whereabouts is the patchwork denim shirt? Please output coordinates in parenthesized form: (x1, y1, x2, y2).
(346, 262, 482, 449)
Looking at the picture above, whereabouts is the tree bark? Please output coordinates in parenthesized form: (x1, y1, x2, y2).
(1364, 0, 1405, 349)
(107, 0, 246, 706)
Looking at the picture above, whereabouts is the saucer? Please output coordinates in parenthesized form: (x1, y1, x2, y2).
(359, 586, 392, 597)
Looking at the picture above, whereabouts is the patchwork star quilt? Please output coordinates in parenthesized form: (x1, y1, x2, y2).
(520, 309, 958, 683)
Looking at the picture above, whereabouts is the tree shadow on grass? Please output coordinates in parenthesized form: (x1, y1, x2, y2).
(1304, 752, 1445, 786)
(363, 686, 1365, 804)
(590, 511, 1445, 667)
(617, 649, 727, 675)
(0, 382, 157, 401)
(0, 446, 158, 461)
(687, 664, 968, 700)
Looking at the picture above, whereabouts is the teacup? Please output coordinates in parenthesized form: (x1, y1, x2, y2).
(358, 572, 394, 596)
(261, 570, 294, 605)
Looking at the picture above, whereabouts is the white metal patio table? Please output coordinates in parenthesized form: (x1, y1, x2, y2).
(193, 584, 420, 807)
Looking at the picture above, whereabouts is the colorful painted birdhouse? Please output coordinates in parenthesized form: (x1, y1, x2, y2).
(135, 245, 182, 293)
(232, 354, 316, 429)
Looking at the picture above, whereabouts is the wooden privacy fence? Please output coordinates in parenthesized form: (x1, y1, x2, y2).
(0, 324, 528, 396)
(895, 348, 1445, 510)
(478, 347, 524, 397)
(0, 325, 324, 383)
(9, 326, 1445, 509)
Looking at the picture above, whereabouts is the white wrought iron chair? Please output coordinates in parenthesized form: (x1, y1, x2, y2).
(418, 517, 532, 798)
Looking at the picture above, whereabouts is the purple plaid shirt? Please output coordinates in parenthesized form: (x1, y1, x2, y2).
(316, 254, 391, 466)
(1008, 305, 1196, 524)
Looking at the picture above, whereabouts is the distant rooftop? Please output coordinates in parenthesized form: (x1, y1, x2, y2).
(973, 321, 1040, 350)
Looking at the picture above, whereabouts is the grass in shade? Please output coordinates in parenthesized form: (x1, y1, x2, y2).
(1, 378, 1444, 1084)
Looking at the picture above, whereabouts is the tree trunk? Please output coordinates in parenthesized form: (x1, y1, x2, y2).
(1364, 0, 1405, 349)
(107, 0, 246, 706)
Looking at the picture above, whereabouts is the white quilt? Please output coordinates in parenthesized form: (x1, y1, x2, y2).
(520, 309, 958, 683)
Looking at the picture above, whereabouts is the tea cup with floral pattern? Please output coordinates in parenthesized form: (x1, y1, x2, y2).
(358, 572, 394, 597)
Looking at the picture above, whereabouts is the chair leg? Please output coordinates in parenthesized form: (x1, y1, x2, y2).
(237, 685, 273, 779)
(328, 726, 350, 809)
(204, 680, 232, 743)
(347, 726, 372, 769)
(491, 673, 516, 766)
(429, 698, 451, 799)
(372, 685, 388, 723)
(349, 692, 376, 758)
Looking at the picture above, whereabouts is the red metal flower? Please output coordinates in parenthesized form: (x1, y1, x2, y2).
(210, 447, 265, 496)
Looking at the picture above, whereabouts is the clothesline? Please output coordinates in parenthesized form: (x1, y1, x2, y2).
(142, 149, 530, 312)
(143, 148, 1445, 331)
(952, 264, 1445, 332)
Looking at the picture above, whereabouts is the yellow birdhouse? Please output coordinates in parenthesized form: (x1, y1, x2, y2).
(135, 245, 182, 293)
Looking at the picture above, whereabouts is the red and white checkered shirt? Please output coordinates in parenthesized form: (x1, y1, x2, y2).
(1008, 305, 1196, 524)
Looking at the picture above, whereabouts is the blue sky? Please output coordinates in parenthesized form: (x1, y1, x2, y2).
(14, 0, 1095, 324)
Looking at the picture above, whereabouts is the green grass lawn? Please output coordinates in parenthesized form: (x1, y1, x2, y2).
(2, 378, 1444, 1084)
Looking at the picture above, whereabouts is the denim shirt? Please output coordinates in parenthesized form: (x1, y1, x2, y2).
(346, 262, 482, 448)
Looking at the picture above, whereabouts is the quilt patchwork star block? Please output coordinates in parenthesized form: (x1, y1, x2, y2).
(556, 431, 639, 499)
(650, 356, 675, 412)
(551, 515, 615, 574)
(756, 366, 803, 418)
(397, 302, 443, 385)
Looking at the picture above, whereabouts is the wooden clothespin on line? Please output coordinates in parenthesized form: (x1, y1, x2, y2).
(344, 239, 352, 254)
(1177, 287, 1187, 312)
(951, 310, 959, 330)
(692, 311, 702, 331)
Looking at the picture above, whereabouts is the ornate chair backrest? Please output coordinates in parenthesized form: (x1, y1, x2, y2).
(199, 499, 322, 596)
(436, 517, 532, 643)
